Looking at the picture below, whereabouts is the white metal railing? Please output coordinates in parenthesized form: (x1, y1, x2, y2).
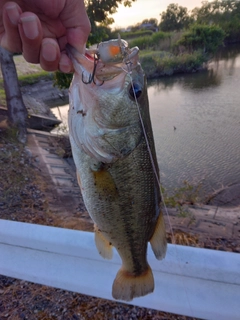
(0, 219, 240, 320)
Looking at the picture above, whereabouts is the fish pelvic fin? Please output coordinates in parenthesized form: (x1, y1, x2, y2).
(112, 265, 154, 301)
(150, 212, 167, 260)
(94, 225, 113, 259)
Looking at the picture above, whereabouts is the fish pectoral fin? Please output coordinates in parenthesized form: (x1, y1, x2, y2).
(76, 171, 82, 191)
(94, 225, 113, 260)
(112, 264, 154, 301)
(150, 212, 167, 260)
(93, 169, 118, 199)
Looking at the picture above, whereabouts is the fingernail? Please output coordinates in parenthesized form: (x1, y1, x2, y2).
(59, 61, 72, 73)
(59, 63, 72, 73)
(59, 54, 72, 72)
(20, 16, 39, 40)
(42, 40, 57, 62)
(6, 4, 20, 25)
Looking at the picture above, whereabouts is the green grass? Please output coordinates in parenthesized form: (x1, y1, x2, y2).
(129, 31, 171, 50)
(0, 85, 6, 105)
(0, 71, 53, 105)
(120, 30, 153, 40)
(18, 71, 53, 86)
(161, 180, 204, 217)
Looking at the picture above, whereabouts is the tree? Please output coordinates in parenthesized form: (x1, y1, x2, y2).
(191, 1, 213, 23)
(141, 18, 159, 28)
(177, 24, 225, 54)
(191, 0, 240, 24)
(159, 3, 193, 32)
(0, 47, 27, 143)
(85, 0, 135, 24)
(191, 0, 240, 43)
(85, 0, 136, 44)
(130, 22, 141, 32)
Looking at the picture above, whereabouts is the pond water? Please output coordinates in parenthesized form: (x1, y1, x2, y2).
(52, 44, 240, 193)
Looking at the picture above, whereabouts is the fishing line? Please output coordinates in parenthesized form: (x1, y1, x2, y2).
(124, 60, 194, 318)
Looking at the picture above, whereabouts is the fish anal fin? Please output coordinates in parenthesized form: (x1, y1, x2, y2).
(112, 265, 154, 301)
(150, 212, 167, 260)
(94, 225, 113, 259)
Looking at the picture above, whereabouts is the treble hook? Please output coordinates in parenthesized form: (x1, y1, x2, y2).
(82, 54, 104, 86)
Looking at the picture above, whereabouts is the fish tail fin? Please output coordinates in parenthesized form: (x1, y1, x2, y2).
(112, 264, 154, 301)
(150, 212, 167, 260)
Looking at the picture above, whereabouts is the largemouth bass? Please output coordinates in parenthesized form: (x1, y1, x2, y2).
(67, 38, 167, 301)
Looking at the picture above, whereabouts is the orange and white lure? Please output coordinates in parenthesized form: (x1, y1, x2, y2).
(89, 34, 139, 65)
(76, 35, 140, 85)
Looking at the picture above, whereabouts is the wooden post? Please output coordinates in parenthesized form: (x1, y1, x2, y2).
(0, 47, 27, 143)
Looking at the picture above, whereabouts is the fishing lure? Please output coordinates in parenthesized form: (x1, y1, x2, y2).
(82, 35, 139, 85)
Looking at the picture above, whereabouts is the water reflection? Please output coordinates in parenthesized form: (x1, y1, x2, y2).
(148, 44, 240, 193)
(214, 43, 240, 61)
(148, 68, 222, 91)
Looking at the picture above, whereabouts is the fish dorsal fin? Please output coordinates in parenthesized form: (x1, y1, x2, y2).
(94, 225, 113, 259)
(150, 212, 167, 260)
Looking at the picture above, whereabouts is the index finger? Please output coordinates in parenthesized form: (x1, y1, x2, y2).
(0, 2, 22, 53)
(60, 0, 91, 53)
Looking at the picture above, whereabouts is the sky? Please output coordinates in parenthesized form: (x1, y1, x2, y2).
(111, 0, 204, 29)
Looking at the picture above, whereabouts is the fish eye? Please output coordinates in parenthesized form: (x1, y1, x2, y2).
(129, 83, 142, 100)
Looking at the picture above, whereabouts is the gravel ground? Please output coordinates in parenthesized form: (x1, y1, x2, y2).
(0, 276, 198, 320)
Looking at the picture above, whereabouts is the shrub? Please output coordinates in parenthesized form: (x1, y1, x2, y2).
(130, 31, 171, 50)
(177, 24, 225, 54)
(140, 51, 205, 77)
(120, 30, 153, 39)
(54, 71, 73, 90)
(221, 18, 240, 43)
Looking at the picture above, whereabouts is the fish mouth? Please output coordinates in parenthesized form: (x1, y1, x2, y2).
(66, 43, 140, 85)
(66, 44, 95, 77)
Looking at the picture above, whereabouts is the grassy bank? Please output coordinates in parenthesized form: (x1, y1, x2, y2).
(140, 50, 206, 78)
(0, 72, 52, 106)
(0, 55, 53, 106)
(18, 71, 52, 85)
(121, 25, 225, 78)
(0, 26, 222, 96)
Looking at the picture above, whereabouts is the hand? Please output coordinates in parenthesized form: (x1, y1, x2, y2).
(0, 0, 91, 72)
